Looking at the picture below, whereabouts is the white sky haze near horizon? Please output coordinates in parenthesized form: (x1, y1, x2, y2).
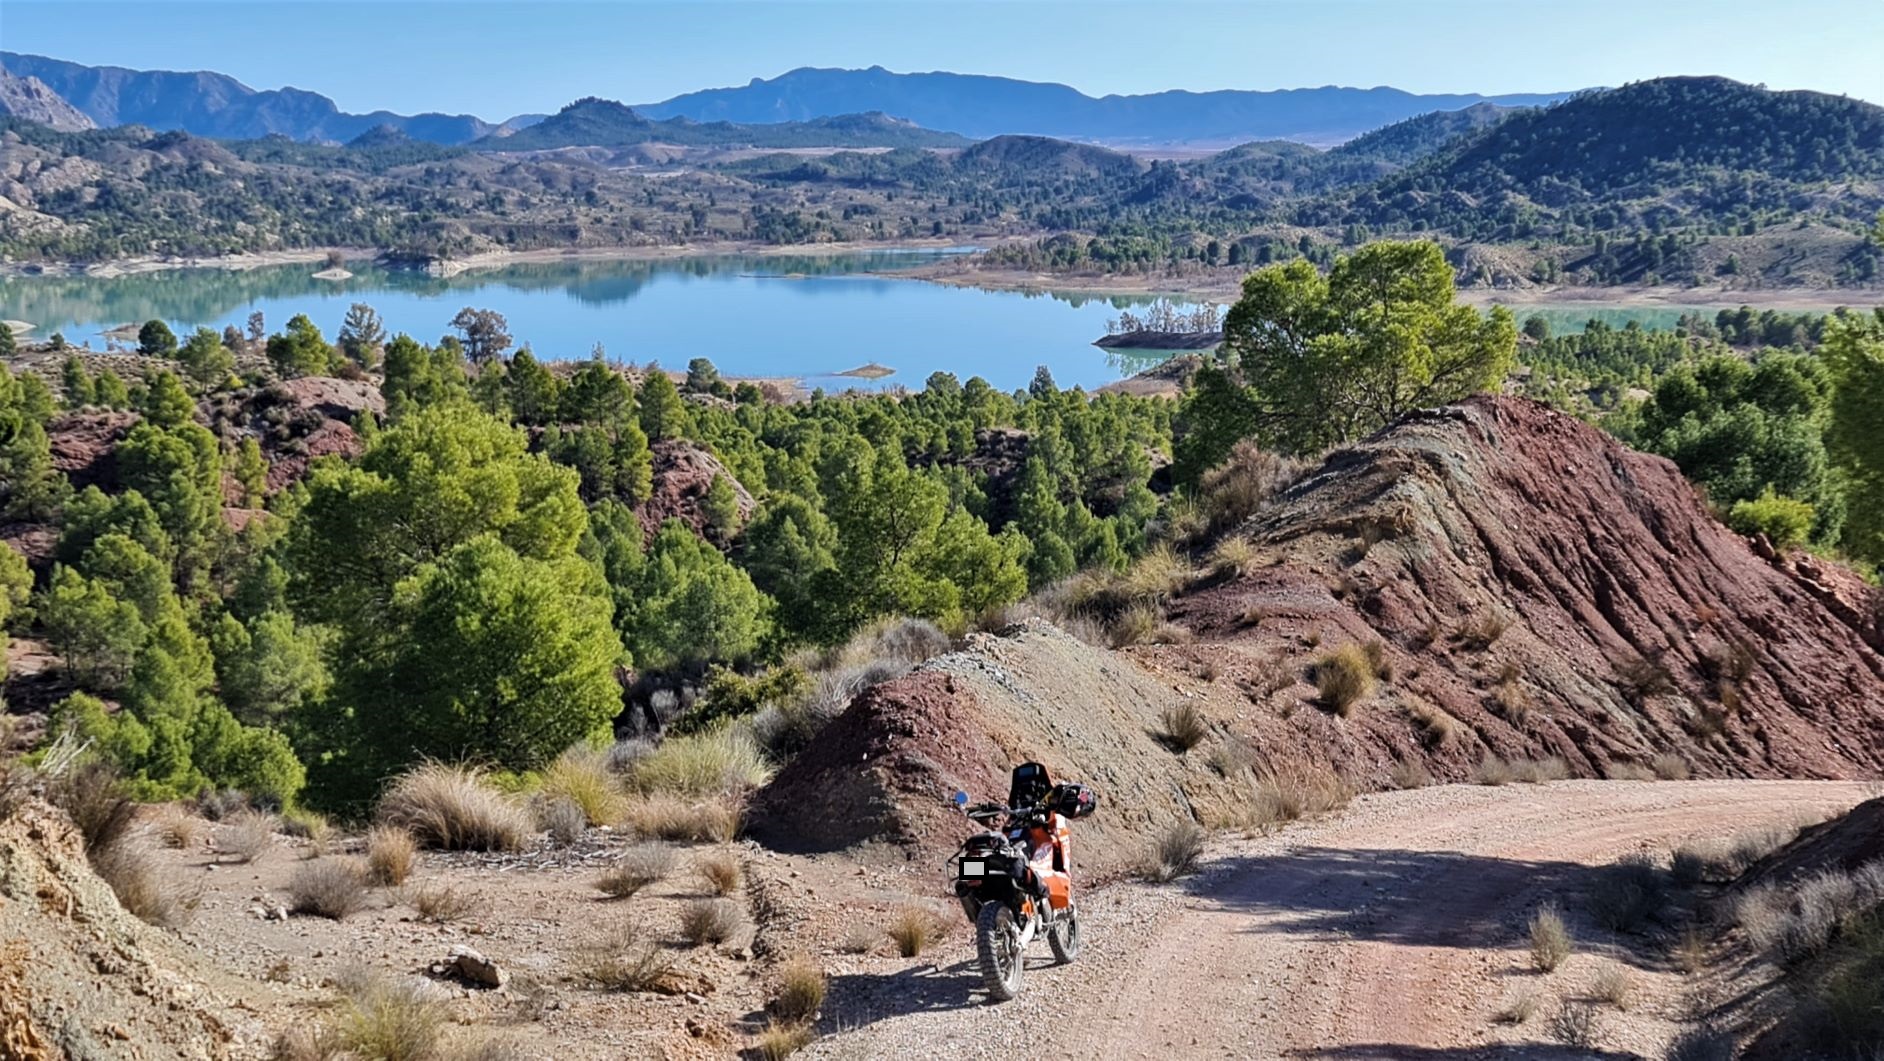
(1, 0, 1879, 120)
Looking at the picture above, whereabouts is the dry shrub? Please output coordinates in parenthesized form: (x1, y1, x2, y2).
(1494, 671, 1531, 727)
(771, 956, 826, 1025)
(696, 850, 743, 896)
(1672, 925, 1710, 974)
(332, 972, 447, 1061)
(539, 745, 627, 826)
(1313, 644, 1377, 716)
(1198, 440, 1307, 534)
(887, 906, 938, 957)
(378, 762, 531, 852)
(1606, 760, 1658, 781)
(1592, 965, 1634, 1009)
(1588, 853, 1670, 935)
(414, 883, 481, 923)
(1209, 536, 1261, 579)
(1617, 653, 1676, 700)
(838, 922, 881, 955)
(1494, 991, 1539, 1024)
(1454, 611, 1512, 651)
(1155, 701, 1210, 752)
(1389, 759, 1434, 790)
(288, 857, 369, 920)
(46, 761, 137, 853)
(680, 898, 745, 946)
(1120, 544, 1191, 605)
(218, 810, 277, 864)
(1530, 903, 1572, 972)
(1409, 703, 1460, 748)
(604, 737, 656, 775)
(1665, 1025, 1735, 1061)
(536, 797, 587, 847)
(1250, 765, 1355, 829)
(1509, 756, 1570, 784)
(1475, 754, 1516, 786)
(93, 837, 194, 927)
(624, 792, 744, 843)
(365, 825, 417, 886)
(1360, 639, 1393, 681)
(279, 808, 331, 844)
(1107, 603, 1162, 648)
(154, 805, 205, 850)
(598, 843, 676, 899)
(1738, 862, 1884, 965)
(1143, 819, 1207, 882)
(1205, 739, 1254, 778)
(580, 921, 673, 992)
(627, 728, 771, 798)
(1547, 1001, 1598, 1047)
(1651, 753, 1692, 781)
(757, 1023, 815, 1060)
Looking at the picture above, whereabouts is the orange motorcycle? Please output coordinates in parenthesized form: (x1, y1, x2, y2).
(950, 762, 1097, 1000)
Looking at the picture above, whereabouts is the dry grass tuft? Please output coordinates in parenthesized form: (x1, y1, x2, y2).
(1587, 853, 1670, 935)
(1389, 759, 1435, 790)
(1475, 754, 1516, 786)
(1736, 862, 1884, 965)
(580, 921, 674, 992)
(1617, 653, 1676, 700)
(1591, 965, 1634, 1009)
(696, 850, 743, 896)
(1313, 644, 1377, 716)
(679, 898, 745, 946)
(1651, 753, 1692, 781)
(1197, 441, 1308, 535)
(623, 792, 744, 843)
(279, 808, 331, 846)
(94, 837, 195, 927)
(1143, 819, 1207, 882)
(1409, 703, 1461, 748)
(1672, 925, 1710, 974)
(378, 762, 531, 852)
(1530, 903, 1572, 972)
(536, 797, 588, 847)
(1249, 765, 1355, 829)
(365, 825, 417, 887)
(1205, 739, 1254, 779)
(1508, 756, 1570, 784)
(46, 761, 137, 853)
(311, 972, 448, 1061)
(1360, 639, 1393, 681)
(1493, 991, 1539, 1024)
(887, 906, 938, 957)
(413, 883, 481, 923)
(1606, 760, 1658, 781)
(1454, 611, 1512, 650)
(217, 810, 278, 864)
(1209, 536, 1261, 579)
(771, 956, 826, 1025)
(757, 1023, 815, 1060)
(627, 728, 772, 798)
(539, 745, 627, 826)
(597, 843, 677, 899)
(287, 857, 369, 920)
(154, 805, 205, 850)
(1155, 701, 1210, 752)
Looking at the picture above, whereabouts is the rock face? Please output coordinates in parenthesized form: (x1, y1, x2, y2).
(760, 396, 1884, 869)
(0, 799, 259, 1058)
(45, 410, 138, 492)
(0, 67, 95, 132)
(639, 440, 754, 544)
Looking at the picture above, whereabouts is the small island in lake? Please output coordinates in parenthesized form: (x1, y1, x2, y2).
(836, 362, 896, 379)
(1093, 329, 1222, 350)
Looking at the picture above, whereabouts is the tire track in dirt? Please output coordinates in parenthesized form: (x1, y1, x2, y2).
(813, 780, 1868, 1060)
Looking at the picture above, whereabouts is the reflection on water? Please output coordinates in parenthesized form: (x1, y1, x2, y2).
(0, 249, 1198, 390)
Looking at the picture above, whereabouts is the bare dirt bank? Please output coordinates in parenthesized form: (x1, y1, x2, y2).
(808, 779, 1870, 1060)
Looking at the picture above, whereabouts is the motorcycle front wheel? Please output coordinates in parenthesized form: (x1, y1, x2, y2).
(976, 901, 1024, 1001)
(1048, 905, 1081, 963)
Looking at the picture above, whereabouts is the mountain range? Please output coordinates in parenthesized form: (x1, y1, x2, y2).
(485, 96, 967, 151)
(0, 52, 1572, 149)
(639, 66, 1576, 145)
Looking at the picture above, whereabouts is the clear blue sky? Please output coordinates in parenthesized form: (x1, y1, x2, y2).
(3, 0, 1879, 120)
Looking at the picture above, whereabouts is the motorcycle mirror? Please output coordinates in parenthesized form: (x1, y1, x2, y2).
(951, 790, 969, 807)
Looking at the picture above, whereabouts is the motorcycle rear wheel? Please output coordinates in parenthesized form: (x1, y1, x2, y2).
(1048, 905, 1082, 963)
(976, 902, 1024, 1001)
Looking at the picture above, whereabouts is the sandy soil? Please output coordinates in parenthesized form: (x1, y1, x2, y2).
(805, 779, 1868, 1060)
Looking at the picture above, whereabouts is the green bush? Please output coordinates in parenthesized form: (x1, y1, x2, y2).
(1728, 487, 1816, 548)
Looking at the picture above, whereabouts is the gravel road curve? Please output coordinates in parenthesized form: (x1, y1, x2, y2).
(807, 779, 1868, 1060)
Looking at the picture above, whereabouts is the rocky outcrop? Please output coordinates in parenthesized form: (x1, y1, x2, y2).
(0, 68, 94, 133)
(639, 440, 754, 545)
(46, 410, 138, 491)
(0, 799, 261, 1058)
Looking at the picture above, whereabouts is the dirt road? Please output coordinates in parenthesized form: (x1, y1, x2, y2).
(809, 779, 1868, 1060)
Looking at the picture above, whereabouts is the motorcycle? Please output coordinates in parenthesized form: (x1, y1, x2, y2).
(948, 762, 1096, 1000)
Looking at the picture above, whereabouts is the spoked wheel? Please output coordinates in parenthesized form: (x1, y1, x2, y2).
(976, 901, 1025, 1001)
(1048, 904, 1082, 963)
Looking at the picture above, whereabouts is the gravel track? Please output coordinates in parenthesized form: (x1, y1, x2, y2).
(809, 779, 1868, 1060)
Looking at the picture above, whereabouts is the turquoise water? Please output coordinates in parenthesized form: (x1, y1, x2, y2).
(0, 249, 1195, 392)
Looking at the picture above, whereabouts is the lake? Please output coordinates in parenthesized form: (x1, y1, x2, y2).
(0, 249, 1195, 392)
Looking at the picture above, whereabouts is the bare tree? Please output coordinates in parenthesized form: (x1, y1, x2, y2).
(450, 307, 513, 364)
(247, 310, 266, 344)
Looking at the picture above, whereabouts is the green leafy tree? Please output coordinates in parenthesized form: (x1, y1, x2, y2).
(741, 495, 838, 641)
(638, 368, 688, 441)
(0, 324, 13, 357)
(0, 364, 62, 518)
(507, 349, 564, 426)
(137, 319, 178, 359)
(337, 303, 387, 368)
(57, 487, 172, 568)
(266, 313, 334, 378)
(177, 326, 235, 387)
(38, 566, 147, 689)
(94, 369, 130, 409)
(61, 356, 96, 408)
(116, 422, 224, 560)
(138, 370, 196, 428)
(561, 356, 635, 424)
(616, 519, 771, 670)
(232, 437, 269, 507)
(0, 542, 29, 673)
(703, 474, 742, 539)
(381, 334, 467, 416)
(1824, 309, 1884, 565)
(1218, 241, 1516, 454)
(685, 357, 723, 394)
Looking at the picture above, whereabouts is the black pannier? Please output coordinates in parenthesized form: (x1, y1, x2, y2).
(1050, 782, 1097, 819)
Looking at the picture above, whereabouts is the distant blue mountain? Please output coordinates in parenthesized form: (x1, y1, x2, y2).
(0, 52, 541, 145)
(641, 66, 1576, 146)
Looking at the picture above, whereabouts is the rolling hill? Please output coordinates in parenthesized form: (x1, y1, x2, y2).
(639, 65, 1573, 145)
(483, 96, 968, 151)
